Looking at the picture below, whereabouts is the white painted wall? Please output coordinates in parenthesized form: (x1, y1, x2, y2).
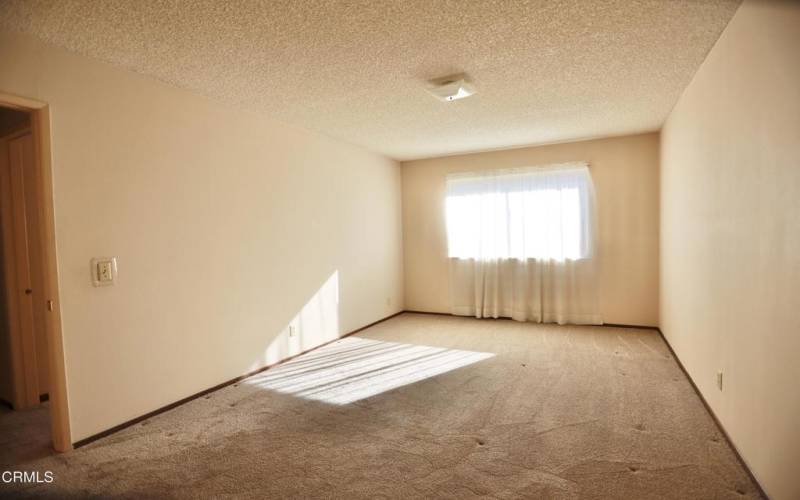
(660, 2, 800, 498)
(0, 32, 404, 442)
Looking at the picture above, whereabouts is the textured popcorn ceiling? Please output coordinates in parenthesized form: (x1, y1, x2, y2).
(0, 0, 739, 160)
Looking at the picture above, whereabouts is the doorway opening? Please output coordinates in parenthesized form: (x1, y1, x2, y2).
(0, 94, 70, 454)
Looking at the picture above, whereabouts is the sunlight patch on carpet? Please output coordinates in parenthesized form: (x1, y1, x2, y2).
(245, 337, 494, 405)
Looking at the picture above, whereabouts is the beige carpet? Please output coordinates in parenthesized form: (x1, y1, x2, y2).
(1, 313, 761, 499)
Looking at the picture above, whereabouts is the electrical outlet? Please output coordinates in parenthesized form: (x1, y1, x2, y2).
(288, 325, 296, 337)
(716, 371, 723, 391)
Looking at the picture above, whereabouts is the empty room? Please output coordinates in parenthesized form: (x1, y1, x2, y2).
(0, 0, 797, 498)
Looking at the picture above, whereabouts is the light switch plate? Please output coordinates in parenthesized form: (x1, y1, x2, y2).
(91, 257, 117, 287)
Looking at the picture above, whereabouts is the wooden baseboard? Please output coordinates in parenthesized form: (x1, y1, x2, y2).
(403, 309, 451, 316)
(72, 310, 404, 449)
(601, 322, 659, 331)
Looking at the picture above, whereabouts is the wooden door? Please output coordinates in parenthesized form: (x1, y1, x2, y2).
(0, 131, 42, 409)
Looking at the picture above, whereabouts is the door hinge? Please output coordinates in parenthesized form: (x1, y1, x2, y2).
(46, 300, 54, 312)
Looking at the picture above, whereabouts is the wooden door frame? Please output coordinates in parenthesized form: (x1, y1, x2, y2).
(0, 92, 72, 452)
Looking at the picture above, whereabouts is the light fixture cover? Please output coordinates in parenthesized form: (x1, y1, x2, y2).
(427, 76, 476, 102)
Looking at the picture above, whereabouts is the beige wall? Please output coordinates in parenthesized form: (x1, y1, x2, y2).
(660, 2, 800, 499)
(402, 133, 660, 326)
(0, 32, 404, 442)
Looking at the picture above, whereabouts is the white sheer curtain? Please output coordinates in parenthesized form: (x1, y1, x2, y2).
(446, 162, 601, 325)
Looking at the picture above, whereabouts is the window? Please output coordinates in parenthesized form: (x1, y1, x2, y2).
(445, 162, 595, 262)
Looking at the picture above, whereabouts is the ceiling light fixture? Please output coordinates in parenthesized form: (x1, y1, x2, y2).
(426, 74, 476, 102)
